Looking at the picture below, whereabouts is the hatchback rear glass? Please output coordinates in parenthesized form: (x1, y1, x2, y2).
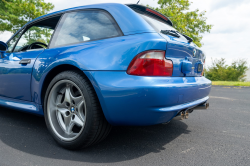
(138, 13, 187, 41)
(139, 14, 176, 32)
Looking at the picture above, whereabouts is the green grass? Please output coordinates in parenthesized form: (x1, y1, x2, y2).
(212, 81, 250, 87)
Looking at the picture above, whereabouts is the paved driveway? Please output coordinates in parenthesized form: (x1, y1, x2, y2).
(0, 86, 249, 166)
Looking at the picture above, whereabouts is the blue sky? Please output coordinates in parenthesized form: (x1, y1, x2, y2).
(0, 0, 249, 67)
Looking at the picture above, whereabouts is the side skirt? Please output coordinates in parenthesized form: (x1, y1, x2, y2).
(0, 96, 44, 115)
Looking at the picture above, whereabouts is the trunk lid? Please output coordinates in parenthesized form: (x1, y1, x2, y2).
(161, 33, 205, 77)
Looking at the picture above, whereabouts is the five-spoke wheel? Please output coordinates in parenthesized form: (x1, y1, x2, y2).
(47, 80, 86, 141)
(44, 71, 111, 149)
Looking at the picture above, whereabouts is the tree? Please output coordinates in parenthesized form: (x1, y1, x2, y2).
(0, 0, 12, 35)
(0, 0, 54, 34)
(205, 58, 248, 81)
(151, 0, 212, 47)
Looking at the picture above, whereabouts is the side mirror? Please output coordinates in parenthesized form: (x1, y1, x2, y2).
(0, 41, 8, 58)
(0, 41, 8, 51)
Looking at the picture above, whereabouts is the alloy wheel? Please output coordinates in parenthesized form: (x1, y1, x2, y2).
(47, 80, 86, 141)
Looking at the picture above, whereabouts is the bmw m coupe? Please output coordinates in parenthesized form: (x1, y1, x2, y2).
(0, 3, 211, 149)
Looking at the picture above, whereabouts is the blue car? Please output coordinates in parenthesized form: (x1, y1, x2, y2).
(0, 3, 211, 149)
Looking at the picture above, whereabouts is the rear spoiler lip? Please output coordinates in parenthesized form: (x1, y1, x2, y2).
(126, 4, 173, 26)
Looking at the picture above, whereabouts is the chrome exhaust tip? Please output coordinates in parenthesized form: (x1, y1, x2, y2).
(173, 109, 191, 120)
(173, 103, 209, 121)
(173, 103, 209, 120)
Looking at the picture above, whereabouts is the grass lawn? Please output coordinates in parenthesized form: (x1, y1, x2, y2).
(212, 81, 250, 87)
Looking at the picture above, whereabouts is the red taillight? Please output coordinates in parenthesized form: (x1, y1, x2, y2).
(127, 50, 173, 76)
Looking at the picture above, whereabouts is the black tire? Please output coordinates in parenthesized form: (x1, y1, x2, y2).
(44, 70, 112, 149)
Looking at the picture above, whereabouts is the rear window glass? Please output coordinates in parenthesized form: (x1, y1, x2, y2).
(139, 14, 187, 41)
(139, 14, 176, 33)
(50, 10, 122, 48)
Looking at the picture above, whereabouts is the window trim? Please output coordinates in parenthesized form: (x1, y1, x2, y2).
(49, 9, 124, 49)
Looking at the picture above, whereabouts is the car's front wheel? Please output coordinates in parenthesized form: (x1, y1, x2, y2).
(44, 70, 111, 149)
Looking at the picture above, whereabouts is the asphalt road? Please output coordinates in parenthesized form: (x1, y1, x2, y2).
(0, 86, 249, 166)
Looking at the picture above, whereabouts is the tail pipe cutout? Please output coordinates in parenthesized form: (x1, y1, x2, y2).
(173, 102, 210, 120)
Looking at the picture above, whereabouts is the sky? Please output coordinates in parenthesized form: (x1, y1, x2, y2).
(0, 0, 249, 67)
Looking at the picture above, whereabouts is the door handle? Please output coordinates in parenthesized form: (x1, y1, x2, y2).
(19, 59, 31, 64)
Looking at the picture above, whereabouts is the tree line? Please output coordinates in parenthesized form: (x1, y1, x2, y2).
(0, 0, 54, 34)
(205, 58, 249, 82)
(0, 0, 54, 44)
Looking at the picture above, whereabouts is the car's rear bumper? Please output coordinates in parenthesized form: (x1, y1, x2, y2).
(84, 71, 212, 126)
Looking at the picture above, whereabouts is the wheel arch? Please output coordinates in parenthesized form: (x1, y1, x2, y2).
(41, 64, 79, 106)
(40, 65, 107, 120)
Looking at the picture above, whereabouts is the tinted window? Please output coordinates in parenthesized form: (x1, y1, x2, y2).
(50, 10, 122, 48)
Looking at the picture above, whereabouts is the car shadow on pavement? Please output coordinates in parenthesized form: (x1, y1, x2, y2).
(0, 107, 190, 163)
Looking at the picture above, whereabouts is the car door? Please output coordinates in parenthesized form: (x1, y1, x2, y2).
(0, 22, 55, 101)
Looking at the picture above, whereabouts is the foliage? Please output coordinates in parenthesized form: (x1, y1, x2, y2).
(212, 81, 250, 87)
(150, 0, 212, 47)
(0, 0, 12, 34)
(205, 58, 248, 81)
(0, 0, 54, 34)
